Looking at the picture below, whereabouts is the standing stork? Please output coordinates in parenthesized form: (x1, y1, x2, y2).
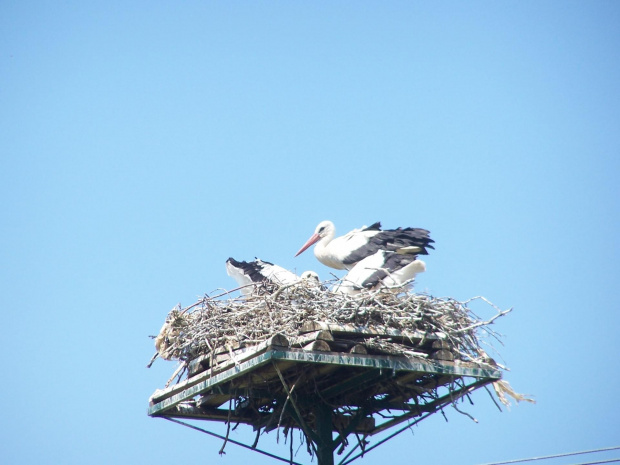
(334, 250, 426, 295)
(295, 220, 434, 270)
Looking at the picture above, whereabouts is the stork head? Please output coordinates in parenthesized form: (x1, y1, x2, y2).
(295, 220, 335, 257)
(300, 270, 320, 282)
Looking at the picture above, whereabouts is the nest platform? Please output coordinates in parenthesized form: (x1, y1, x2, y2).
(148, 282, 515, 464)
(148, 334, 501, 437)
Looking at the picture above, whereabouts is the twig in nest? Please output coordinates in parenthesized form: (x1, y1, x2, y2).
(149, 281, 517, 398)
(165, 362, 186, 388)
(274, 363, 318, 457)
(219, 396, 233, 455)
(452, 403, 478, 423)
(277, 373, 303, 442)
(146, 351, 159, 368)
(453, 307, 513, 334)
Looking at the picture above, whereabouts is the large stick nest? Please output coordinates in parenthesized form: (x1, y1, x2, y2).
(153, 279, 510, 369)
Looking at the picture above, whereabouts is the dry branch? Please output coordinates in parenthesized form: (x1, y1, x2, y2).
(150, 278, 510, 370)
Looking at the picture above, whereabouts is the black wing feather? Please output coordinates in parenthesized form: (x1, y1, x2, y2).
(227, 257, 273, 283)
(342, 226, 434, 266)
(359, 253, 417, 288)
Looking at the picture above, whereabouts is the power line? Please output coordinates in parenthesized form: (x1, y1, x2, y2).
(162, 417, 304, 465)
(570, 460, 620, 465)
(479, 446, 620, 465)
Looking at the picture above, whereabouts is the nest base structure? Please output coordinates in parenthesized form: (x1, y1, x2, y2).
(148, 325, 502, 465)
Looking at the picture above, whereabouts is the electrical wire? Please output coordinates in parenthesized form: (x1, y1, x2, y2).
(570, 460, 620, 465)
(162, 417, 304, 465)
(479, 446, 620, 465)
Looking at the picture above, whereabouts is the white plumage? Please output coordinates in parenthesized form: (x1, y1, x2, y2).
(226, 258, 318, 296)
(334, 250, 426, 295)
(295, 220, 434, 270)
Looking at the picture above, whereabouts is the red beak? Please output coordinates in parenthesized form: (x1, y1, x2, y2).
(295, 233, 321, 257)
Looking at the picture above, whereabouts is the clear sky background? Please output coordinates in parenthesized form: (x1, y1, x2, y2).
(2, 2, 619, 464)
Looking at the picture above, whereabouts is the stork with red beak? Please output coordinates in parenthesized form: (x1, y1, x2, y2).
(295, 220, 434, 270)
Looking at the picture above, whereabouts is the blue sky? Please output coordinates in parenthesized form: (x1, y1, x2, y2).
(1, 2, 619, 464)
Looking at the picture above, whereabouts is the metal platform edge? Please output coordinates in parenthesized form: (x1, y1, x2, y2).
(148, 348, 501, 417)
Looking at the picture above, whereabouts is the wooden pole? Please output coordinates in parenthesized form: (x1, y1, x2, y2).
(314, 401, 335, 465)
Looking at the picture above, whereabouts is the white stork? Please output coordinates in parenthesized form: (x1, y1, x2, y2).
(300, 270, 320, 284)
(226, 258, 318, 296)
(334, 250, 426, 295)
(295, 220, 434, 270)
